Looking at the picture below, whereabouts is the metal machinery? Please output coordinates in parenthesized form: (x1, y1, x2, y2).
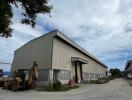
(0, 61, 38, 91)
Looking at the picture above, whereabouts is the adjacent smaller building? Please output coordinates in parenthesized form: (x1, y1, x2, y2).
(124, 60, 132, 79)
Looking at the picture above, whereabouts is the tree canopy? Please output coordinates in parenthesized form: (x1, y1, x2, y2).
(109, 68, 122, 78)
(0, 0, 52, 38)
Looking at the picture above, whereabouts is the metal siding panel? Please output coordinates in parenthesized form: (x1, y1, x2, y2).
(52, 38, 107, 75)
(11, 33, 54, 72)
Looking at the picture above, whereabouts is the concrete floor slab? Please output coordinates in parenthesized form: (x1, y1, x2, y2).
(0, 78, 132, 100)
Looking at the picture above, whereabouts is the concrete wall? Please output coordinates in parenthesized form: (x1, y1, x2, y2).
(11, 33, 54, 72)
(127, 72, 132, 79)
(52, 37, 107, 75)
(125, 63, 132, 79)
(126, 63, 132, 72)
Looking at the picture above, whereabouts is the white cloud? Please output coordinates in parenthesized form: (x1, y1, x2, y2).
(1, 0, 132, 71)
(38, 0, 132, 69)
(12, 23, 43, 37)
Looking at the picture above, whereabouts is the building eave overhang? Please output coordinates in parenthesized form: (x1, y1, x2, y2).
(71, 57, 88, 64)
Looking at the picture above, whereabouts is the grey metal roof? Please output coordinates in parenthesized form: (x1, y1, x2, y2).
(54, 30, 108, 68)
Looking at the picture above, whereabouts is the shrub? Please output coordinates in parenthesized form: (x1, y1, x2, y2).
(88, 80, 97, 84)
(45, 81, 54, 91)
(68, 79, 76, 87)
(86, 77, 109, 84)
(61, 84, 79, 91)
(108, 76, 114, 80)
(95, 79, 105, 84)
(36, 80, 79, 91)
(95, 77, 109, 84)
(52, 80, 62, 91)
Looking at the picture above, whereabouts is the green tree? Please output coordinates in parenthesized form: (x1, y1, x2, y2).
(110, 68, 121, 78)
(0, 0, 52, 38)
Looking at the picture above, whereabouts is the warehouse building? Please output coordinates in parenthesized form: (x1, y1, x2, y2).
(124, 60, 132, 79)
(11, 30, 108, 85)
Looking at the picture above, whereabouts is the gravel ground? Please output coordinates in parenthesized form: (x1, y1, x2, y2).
(0, 78, 132, 100)
(127, 79, 132, 86)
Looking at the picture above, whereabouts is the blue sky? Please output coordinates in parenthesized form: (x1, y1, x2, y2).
(0, 0, 132, 71)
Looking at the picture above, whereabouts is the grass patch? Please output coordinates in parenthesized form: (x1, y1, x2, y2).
(85, 77, 110, 84)
(36, 80, 79, 92)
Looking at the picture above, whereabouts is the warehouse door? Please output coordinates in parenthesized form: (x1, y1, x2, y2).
(72, 62, 82, 83)
(71, 57, 88, 83)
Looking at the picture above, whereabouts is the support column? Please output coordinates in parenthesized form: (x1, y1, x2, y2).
(49, 69, 53, 82)
(75, 62, 78, 83)
(80, 62, 83, 81)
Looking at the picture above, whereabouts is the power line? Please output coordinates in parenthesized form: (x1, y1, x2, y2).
(0, 62, 11, 65)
